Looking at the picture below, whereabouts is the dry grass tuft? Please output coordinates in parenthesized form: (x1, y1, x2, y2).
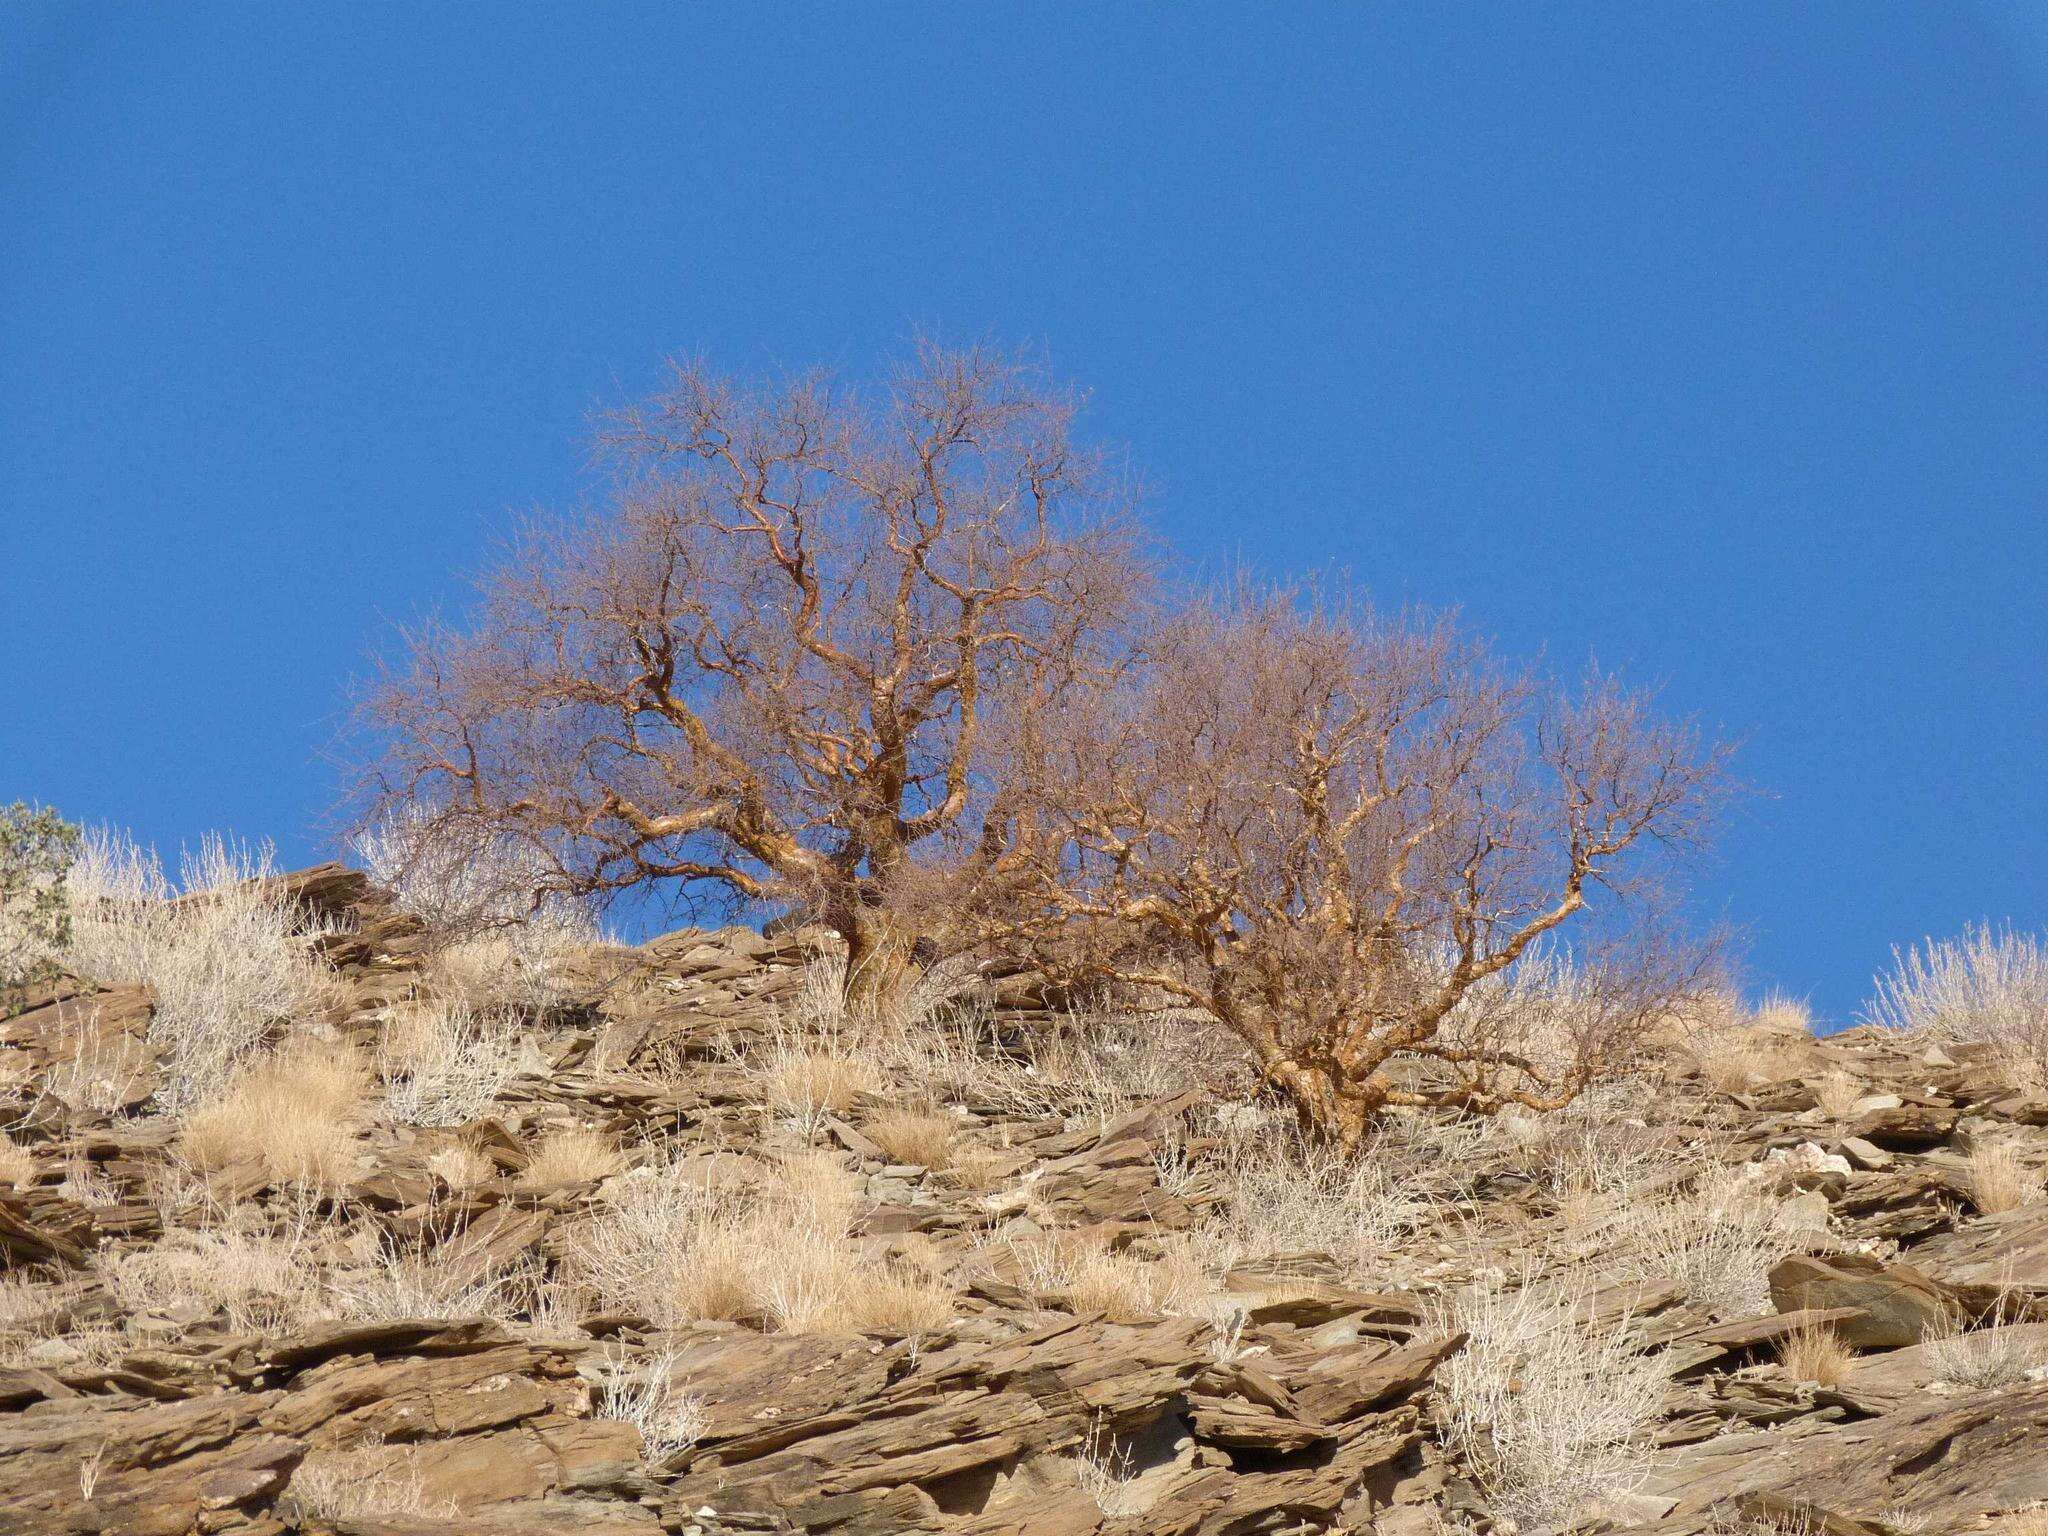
(1967, 1141, 2044, 1214)
(864, 1108, 957, 1169)
(67, 830, 340, 1109)
(517, 1127, 624, 1189)
(180, 1042, 367, 1190)
(1779, 1323, 1854, 1385)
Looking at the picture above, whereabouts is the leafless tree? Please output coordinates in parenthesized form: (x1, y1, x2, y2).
(354, 343, 1144, 994)
(978, 588, 1730, 1146)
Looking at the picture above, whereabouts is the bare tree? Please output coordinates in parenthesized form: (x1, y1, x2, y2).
(979, 589, 1729, 1146)
(355, 344, 1144, 994)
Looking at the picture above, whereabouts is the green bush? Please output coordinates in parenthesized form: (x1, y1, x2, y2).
(1, 802, 81, 1015)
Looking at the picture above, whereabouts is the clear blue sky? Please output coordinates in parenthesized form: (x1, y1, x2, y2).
(5, 4, 2045, 1025)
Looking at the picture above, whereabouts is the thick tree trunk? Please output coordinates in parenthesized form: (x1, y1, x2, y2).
(838, 906, 921, 1014)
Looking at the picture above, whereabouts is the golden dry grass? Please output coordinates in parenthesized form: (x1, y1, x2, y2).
(864, 1108, 957, 1169)
(517, 1127, 624, 1189)
(1779, 1323, 1854, 1386)
(180, 1042, 367, 1190)
(1967, 1141, 2044, 1215)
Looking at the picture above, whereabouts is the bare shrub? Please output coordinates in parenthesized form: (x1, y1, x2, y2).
(1864, 924, 2048, 1082)
(1431, 1275, 1668, 1529)
(1779, 1323, 1854, 1385)
(988, 589, 1727, 1146)
(1966, 1140, 2044, 1215)
(180, 1043, 367, 1191)
(67, 830, 339, 1109)
(353, 344, 1146, 996)
(517, 1127, 624, 1189)
(377, 1001, 523, 1126)
(595, 1348, 707, 1462)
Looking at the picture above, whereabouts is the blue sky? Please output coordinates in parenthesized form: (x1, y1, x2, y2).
(4, 4, 2044, 1024)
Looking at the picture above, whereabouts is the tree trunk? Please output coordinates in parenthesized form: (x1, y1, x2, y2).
(839, 906, 921, 1014)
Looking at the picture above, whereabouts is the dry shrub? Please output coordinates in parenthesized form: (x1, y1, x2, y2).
(66, 831, 340, 1108)
(1431, 1275, 1668, 1529)
(1779, 1323, 1854, 1385)
(864, 1108, 957, 1169)
(518, 1127, 624, 1189)
(377, 1001, 523, 1126)
(180, 1043, 367, 1190)
(0, 1133, 35, 1188)
(1967, 1141, 2044, 1215)
(1864, 924, 2048, 1083)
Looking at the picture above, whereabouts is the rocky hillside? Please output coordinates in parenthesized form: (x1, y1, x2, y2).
(1, 867, 2045, 1536)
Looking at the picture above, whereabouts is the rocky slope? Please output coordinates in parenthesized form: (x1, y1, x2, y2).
(1, 867, 2045, 1535)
